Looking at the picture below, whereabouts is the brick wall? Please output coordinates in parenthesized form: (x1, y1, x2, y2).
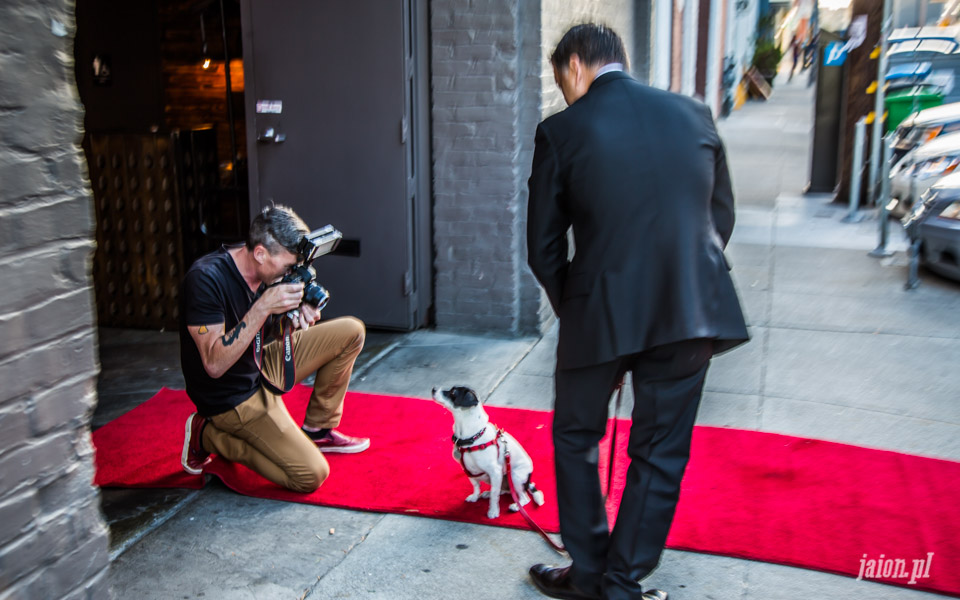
(431, 0, 544, 334)
(0, 1, 111, 598)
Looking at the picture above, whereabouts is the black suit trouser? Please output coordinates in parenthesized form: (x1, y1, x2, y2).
(553, 339, 712, 600)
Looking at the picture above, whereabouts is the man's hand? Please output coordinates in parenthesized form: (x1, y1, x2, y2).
(297, 303, 322, 329)
(257, 282, 304, 315)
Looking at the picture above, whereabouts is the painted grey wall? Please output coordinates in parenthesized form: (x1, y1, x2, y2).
(540, 0, 637, 118)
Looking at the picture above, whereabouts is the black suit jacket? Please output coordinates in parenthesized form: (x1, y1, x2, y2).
(527, 71, 749, 370)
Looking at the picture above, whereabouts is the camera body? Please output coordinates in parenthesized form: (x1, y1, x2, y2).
(273, 224, 341, 319)
(281, 264, 330, 311)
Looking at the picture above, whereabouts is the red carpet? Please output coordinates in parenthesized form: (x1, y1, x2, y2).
(93, 386, 960, 597)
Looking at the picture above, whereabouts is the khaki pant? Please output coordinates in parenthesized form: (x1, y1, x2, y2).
(201, 316, 365, 492)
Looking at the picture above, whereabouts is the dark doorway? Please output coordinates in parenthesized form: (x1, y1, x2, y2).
(76, 0, 250, 331)
(240, 0, 432, 330)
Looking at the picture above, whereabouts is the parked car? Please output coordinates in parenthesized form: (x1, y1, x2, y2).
(891, 101, 960, 163)
(902, 172, 960, 282)
(889, 25, 960, 45)
(888, 25, 960, 62)
(890, 129, 960, 217)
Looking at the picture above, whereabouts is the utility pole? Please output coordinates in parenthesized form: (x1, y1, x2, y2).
(835, 0, 882, 205)
(867, 0, 892, 206)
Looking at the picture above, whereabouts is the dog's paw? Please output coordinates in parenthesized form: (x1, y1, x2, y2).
(532, 490, 545, 506)
(508, 502, 520, 512)
(478, 491, 491, 499)
(486, 506, 500, 519)
(465, 493, 480, 503)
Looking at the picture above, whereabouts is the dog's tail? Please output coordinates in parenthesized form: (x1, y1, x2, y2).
(524, 477, 545, 506)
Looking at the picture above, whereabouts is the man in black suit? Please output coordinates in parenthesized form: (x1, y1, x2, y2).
(526, 24, 749, 600)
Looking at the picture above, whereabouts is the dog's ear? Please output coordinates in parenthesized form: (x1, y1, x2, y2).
(453, 387, 480, 408)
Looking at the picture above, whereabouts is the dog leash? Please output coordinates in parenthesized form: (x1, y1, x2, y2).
(503, 378, 625, 555)
(503, 440, 567, 555)
(460, 380, 624, 556)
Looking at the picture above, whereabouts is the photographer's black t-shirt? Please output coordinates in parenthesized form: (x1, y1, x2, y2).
(179, 246, 265, 417)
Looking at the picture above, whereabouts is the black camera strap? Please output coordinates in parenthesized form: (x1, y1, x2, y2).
(253, 316, 297, 396)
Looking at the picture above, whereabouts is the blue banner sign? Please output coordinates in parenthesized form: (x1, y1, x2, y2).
(825, 42, 848, 66)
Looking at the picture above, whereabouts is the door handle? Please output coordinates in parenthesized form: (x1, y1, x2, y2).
(257, 128, 286, 143)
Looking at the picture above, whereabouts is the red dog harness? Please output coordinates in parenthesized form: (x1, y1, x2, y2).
(454, 426, 503, 478)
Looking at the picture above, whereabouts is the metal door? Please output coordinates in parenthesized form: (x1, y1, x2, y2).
(240, 0, 427, 329)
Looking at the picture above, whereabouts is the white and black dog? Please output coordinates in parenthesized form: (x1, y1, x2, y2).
(432, 385, 545, 519)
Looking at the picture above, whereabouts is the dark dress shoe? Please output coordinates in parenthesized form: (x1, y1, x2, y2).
(529, 564, 600, 600)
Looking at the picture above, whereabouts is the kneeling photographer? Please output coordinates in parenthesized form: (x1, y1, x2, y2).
(179, 204, 368, 493)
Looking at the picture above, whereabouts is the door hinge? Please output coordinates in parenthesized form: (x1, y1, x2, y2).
(403, 270, 413, 296)
(400, 117, 409, 144)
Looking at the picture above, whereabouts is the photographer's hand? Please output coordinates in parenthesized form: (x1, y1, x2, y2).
(259, 282, 305, 315)
(298, 303, 321, 329)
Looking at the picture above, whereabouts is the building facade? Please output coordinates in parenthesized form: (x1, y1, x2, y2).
(0, 1, 757, 596)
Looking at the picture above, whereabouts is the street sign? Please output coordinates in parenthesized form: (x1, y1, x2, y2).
(825, 42, 848, 66)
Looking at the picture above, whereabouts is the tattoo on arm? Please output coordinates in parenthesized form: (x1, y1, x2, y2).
(221, 321, 247, 346)
(197, 325, 209, 335)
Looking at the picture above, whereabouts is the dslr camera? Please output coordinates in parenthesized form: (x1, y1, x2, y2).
(276, 224, 342, 318)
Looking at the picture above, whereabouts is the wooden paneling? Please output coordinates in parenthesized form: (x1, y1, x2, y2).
(87, 131, 219, 329)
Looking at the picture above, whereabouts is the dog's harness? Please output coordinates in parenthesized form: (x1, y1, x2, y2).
(453, 426, 503, 478)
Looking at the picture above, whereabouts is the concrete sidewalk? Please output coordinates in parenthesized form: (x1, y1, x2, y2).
(99, 71, 960, 599)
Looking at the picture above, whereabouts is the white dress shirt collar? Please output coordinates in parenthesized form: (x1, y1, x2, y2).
(594, 62, 624, 80)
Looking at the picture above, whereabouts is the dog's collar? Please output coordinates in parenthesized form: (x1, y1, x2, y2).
(458, 429, 502, 454)
(452, 425, 488, 447)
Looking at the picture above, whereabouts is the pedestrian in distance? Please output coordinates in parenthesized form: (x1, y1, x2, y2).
(789, 34, 802, 81)
(526, 23, 749, 600)
(179, 204, 369, 493)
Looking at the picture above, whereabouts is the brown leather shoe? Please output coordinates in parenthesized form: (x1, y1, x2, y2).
(529, 564, 599, 600)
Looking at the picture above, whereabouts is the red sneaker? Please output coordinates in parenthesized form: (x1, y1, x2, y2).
(307, 429, 370, 454)
(181, 413, 212, 475)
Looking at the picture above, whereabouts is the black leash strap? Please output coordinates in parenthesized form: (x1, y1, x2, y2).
(253, 318, 296, 395)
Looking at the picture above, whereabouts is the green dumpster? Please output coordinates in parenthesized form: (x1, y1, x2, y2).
(886, 85, 943, 132)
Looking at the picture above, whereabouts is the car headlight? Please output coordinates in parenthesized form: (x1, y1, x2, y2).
(939, 201, 960, 220)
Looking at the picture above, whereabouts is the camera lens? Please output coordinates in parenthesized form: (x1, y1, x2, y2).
(303, 282, 329, 311)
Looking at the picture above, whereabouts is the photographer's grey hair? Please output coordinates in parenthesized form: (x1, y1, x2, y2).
(551, 23, 628, 71)
(248, 205, 309, 254)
